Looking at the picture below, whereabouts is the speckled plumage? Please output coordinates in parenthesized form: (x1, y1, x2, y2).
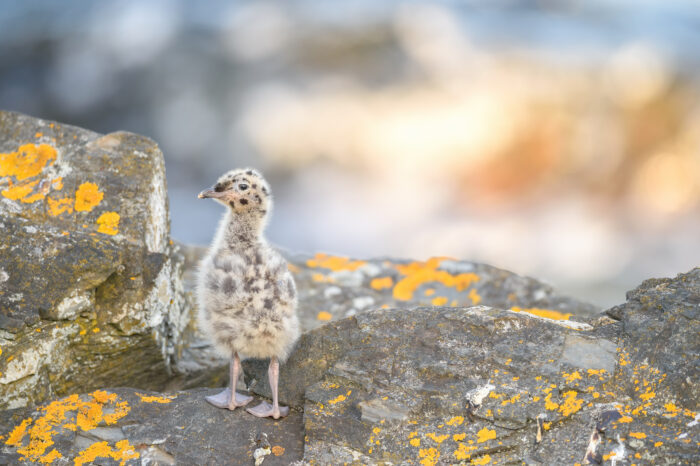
(196, 169, 300, 362)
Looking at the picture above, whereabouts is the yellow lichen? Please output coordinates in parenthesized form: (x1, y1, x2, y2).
(271, 445, 285, 456)
(454, 442, 476, 460)
(468, 288, 481, 305)
(371, 277, 394, 290)
(135, 393, 175, 403)
(618, 416, 633, 423)
(392, 257, 479, 301)
(74, 439, 139, 466)
(47, 196, 74, 216)
(328, 394, 347, 405)
(453, 433, 466, 441)
(472, 454, 491, 465)
(510, 307, 572, 321)
(559, 391, 583, 416)
(0, 143, 57, 181)
(476, 427, 496, 443)
(2, 179, 39, 201)
(431, 296, 448, 306)
(446, 416, 464, 426)
(654, 441, 663, 447)
(5, 391, 131, 462)
(629, 432, 646, 439)
(563, 371, 582, 383)
(5, 418, 32, 446)
(544, 393, 559, 411)
(316, 311, 332, 321)
(426, 433, 449, 444)
(74, 182, 104, 212)
(38, 448, 62, 464)
(418, 447, 440, 466)
(663, 403, 680, 417)
(306, 253, 366, 271)
(410, 438, 421, 447)
(96, 211, 120, 235)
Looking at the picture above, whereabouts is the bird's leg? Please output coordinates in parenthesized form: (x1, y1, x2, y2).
(246, 356, 290, 419)
(205, 352, 253, 410)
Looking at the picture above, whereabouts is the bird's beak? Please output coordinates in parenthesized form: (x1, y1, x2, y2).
(198, 188, 219, 199)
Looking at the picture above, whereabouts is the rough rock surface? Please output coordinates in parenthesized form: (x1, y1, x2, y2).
(175, 248, 600, 386)
(1, 263, 697, 464)
(241, 268, 698, 465)
(0, 111, 188, 409)
(0, 388, 303, 465)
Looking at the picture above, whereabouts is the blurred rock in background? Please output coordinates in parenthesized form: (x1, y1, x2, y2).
(1, 0, 698, 307)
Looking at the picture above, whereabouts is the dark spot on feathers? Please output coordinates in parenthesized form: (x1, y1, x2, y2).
(222, 276, 237, 295)
(214, 183, 225, 192)
(240, 198, 248, 205)
(229, 200, 235, 207)
(261, 186, 268, 194)
(207, 275, 219, 291)
(263, 298, 273, 309)
(255, 194, 262, 203)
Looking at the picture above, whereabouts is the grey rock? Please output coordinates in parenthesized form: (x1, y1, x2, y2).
(0, 111, 188, 409)
(0, 388, 303, 465)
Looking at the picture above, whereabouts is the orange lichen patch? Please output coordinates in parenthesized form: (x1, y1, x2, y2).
(453, 433, 466, 441)
(5, 418, 32, 446)
(35, 132, 43, 138)
(74, 439, 139, 466)
(74, 182, 103, 212)
(472, 454, 491, 465)
(654, 441, 663, 447)
(96, 211, 120, 235)
(306, 253, 366, 271)
(22, 192, 45, 203)
(271, 445, 285, 456)
(424, 288, 435, 296)
(639, 389, 655, 402)
(316, 311, 332, 321)
(370, 277, 394, 290)
(135, 393, 175, 404)
(510, 307, 572, 321)
(47, 196, 74, 216)
(446, 416, 464, 426)
(2, 179, 39, 200)
(328, 393, 347, 405)
(618, 416, 633, 423)
(559, 391, 583, 416)
(602, 451, 617, 461)
(52, 177, 63, 190)
(410, 438, 421, 447)
(587, 369, 606, 376)
(563, 371, 582, 383)
(392, 257, 479, 301)
(543, 422, 551, 430)
(0, 143, 57, 181)
(501, 393, 521, 406)
(418, 447, 440, 466)
(454, 442, 476, 460)
(6, 391, 131, 462)
(468, 288, 481, 305)
(629, 432, 646, 439)
(311, 273, 335, 283)
(663, 403, 680, 417)
(544, 393, 559, 411)
(426, 433, 449, 444)
(476, 427, 496, 443)
(431, 296, 448, 306)
(38, 448, 62, 463)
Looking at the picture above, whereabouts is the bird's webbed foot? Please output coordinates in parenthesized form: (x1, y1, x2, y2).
(205, 387, 253, 410)
(246, 401, 289, 419)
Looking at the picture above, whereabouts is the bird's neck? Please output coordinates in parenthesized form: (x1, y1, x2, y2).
(213, 210, 266, 253)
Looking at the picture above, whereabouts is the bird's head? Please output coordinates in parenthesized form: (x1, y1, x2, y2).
(198, 168, 272, 219)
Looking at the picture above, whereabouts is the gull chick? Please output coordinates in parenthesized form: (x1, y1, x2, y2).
(196, 168, 299, 419)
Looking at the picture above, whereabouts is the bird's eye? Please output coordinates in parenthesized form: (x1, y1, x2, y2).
(239, 183, 249, 191)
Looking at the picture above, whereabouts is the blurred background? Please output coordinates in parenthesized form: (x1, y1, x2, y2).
(1, 0, 698, 307)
